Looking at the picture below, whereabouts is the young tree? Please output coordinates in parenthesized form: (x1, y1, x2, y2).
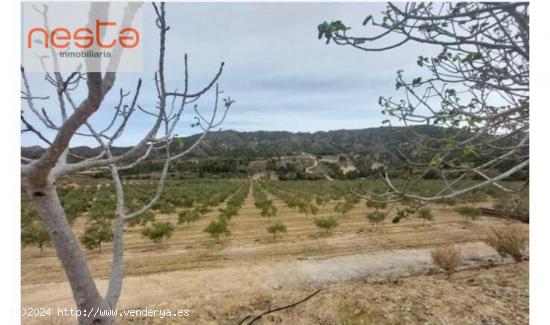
(260, 203, 277, 218)
(455, 206, 481, 223)
(178, 209, 200, 226)
(127, 210, 155, 227)
(267, 220, 287, 239)
(219, 205, 239, 220)
(416, 207, 434, 225)
(156, 202, 176, 214)
(81, 218, 114, 253)
(21, 219, 50, 255)
(204, 216, 231, 240)
(315, 195, 329, 206)
(314, 216, 338, 233)
(141, 221, 175, 244)
(20, 3, 233, 323)
(366, 211, 386, 229)
(319, 3, 529, 204)
(298, 200, 319, 216)
(334, 201, 353, 215)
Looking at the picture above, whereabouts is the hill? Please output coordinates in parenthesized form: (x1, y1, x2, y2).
(22, 125, 444, 160)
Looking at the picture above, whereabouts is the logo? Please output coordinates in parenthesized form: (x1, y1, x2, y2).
(27, 19, 140, 49)
(22, 2, 143, 73)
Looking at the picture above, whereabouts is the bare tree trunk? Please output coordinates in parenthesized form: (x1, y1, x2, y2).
(26, 183, 114, 324)
(105, 216, 125, 308)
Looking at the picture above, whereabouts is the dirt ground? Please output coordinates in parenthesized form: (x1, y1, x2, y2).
(21, 187, 529, 324)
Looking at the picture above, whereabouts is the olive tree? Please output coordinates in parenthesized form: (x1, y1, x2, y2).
(455, 205, 481, 223)
(319, 2, 529, 204)
(314, 216, 338, 233)
(21, 219, 50, 255)
(204, 216, 231, 240)
(20, 3, 233, 324)
(141, 220, 175, 244)
(266, 220, 287, 239)
(366, 210, 386, 228)
(81, 218, 114, 253)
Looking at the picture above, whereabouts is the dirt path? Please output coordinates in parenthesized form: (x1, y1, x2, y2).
(305, 159, 334, 181)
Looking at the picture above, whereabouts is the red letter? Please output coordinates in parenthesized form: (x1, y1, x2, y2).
(27, 27, 48, 48)
(96, 19, 116, 48)
(119, 27, 139, 48)
(74, 28, 94, 48)
(50, 28, 71, 48)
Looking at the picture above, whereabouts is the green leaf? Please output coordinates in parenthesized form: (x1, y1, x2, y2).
(463, 146, 477, 156)
(330, 20, 348, 32)
(317, 22, 329, 39)
(446, 88, 456, 97)
(395, 81, 402, 90)
(362, 15, 373, 26)
(431, 153, 444, 167)
(461, 52, 482, 64)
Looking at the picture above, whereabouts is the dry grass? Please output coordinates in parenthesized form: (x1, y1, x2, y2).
(484, 226, 528, 262)
(431, 246, 463, 273)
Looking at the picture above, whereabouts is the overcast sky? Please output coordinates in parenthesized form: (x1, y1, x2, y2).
(22, 2, 440, 147)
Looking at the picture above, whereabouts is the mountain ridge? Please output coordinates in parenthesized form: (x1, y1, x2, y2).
(21, 125, 443, 160)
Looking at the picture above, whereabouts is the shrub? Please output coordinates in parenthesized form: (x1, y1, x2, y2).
(157, 202, 176, 214)
(181, 197, 194, 208)
(299, 200, 319, 216)
(204, 216, 231, 240)
(196, 205, 212, 215)
(127, 210, 154, 227)
(81, 218, 114, 252)
(315, 195, 329, 206)
(260, 204, 277, 217)
(366, 211, 386, 227)
(267, 220, 287, 239)
(178, 209, 200, 226)
(484, 227, 527, 262)
(219, 205, 239, 220)
(455, 206, 481, 222)
(344, 194, 360, 204)
(335, 201, 354, 215)
(417, 207, 434, 225)
(431, 246, 462, 273)
(314, 216, 338, 233)
(141, 221, 174, 244)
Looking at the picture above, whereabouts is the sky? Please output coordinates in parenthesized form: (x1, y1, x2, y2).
(22, 2, 440, 147)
